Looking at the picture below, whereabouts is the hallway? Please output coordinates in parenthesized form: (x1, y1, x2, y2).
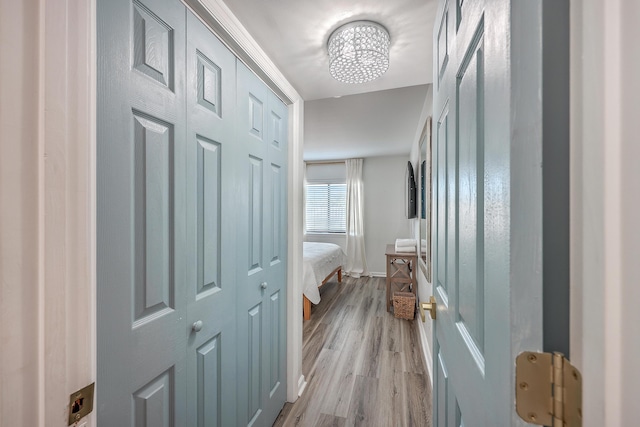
(274, 276, 432, 426)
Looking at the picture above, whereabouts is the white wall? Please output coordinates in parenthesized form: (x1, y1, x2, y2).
(0, 2, 42, 425)
(362, 156, 413, 275)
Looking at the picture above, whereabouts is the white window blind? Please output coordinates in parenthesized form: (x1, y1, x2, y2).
(305, 183, 346, 233)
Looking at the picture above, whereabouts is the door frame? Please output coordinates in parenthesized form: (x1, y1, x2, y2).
(570, 0, 640, 425)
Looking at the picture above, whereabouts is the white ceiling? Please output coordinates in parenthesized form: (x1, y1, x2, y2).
(304, 85, 430, 161)
(223, 0, 438, 158)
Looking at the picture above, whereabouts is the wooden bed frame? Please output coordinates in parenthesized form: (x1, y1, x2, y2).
(303, 266, 342, 321)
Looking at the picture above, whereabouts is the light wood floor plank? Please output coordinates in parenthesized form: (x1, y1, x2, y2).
(346, 375, 379, 426)
(359, 316, 384, 378)
(405, 372, 432, 426)
(377, 351, 407, 426)
(302, 322, 330, 376)
(315, 413, 347, 427)
(320, 329, 364, 417)
(274, 277, 432, 427)
(404, 321, 429, 375)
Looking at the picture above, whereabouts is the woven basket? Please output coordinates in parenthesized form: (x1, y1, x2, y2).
(393, 292, 416, 320)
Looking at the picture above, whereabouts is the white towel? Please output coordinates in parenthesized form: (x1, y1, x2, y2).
(395, 243, 415, 249)
(395, 238, 417, 252)
(395, 238, 417, 247)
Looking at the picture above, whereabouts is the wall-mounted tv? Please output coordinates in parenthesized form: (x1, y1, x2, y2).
(406, 161, 417, 219)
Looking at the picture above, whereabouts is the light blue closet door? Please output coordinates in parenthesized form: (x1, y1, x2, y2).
(185, 11, 238, 427)
(97, 0, 188, 424)
(236, 60, 288, 427)
(99, 1, 289, 425)
(431, 0, 569, 425)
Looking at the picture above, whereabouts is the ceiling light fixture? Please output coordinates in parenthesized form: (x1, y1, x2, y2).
(327, 20, 390, 84)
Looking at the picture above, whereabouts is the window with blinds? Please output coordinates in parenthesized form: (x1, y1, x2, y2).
(305, 183, 347, 233)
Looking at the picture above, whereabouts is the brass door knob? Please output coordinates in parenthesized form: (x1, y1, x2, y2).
(419, 296, 437, 321)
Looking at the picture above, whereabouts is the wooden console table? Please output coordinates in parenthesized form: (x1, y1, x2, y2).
(385, 244, 418, 312)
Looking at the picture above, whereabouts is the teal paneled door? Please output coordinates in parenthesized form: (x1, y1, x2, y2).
(185, 11, 238, 427)
(98, 0, 288, 425)
(236, 61, 288, 427)
(97, 0, 188, 424)
(431, 0, 569, 425)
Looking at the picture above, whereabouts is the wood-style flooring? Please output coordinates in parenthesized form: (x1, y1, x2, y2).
(273, 276, 433, 427)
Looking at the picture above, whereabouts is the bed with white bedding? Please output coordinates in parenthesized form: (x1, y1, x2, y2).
(302, 242, 346, 320)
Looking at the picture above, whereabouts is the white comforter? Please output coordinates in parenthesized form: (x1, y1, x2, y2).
(302, 242, 346, 304)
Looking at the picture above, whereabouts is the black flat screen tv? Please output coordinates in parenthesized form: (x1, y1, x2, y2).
(406, 161, 417, 219)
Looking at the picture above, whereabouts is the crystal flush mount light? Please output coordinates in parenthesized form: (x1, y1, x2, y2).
(327, 20, 391, 84)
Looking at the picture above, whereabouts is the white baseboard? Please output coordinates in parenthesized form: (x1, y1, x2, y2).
(297, 374, 307, 398)
(417, 318, 434, 387)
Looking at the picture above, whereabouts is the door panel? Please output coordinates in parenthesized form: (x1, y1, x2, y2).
(431, 0, 564, 425)
(435, 349, 448, 427)
(270, 164, 282, 264)
(132, 0, 174, 89)
(132, 112, 175, 324)
(236, 60, 288, 427)
(97, 0, 187, 424)
(433, 1, 490, 424)
(237, 64, 269, 427)
(185, 10, 237, 427)
(248, 303, 263, 424)
(264, 87, 288, 423)
(456, 23, 485, 360)
(196, 135, 221, 296)
(436, 107, 449, 302)
(437, 3, 449, 83)
(133, 368, 175, 427)
(195, 334, 221, 427)
(249, 156, 265, 273)
(269, 290, 281, 394)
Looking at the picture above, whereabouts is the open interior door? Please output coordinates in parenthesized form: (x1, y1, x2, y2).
(430, 0, 570, 425)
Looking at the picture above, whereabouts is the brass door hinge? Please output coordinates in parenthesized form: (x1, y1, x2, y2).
(516, 352, 582, 426)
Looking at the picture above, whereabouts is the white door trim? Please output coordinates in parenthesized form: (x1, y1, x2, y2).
(22, 0, 98, 424)
(571, 0, 639, 426)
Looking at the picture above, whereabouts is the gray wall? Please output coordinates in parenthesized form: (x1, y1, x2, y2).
(362, 156, 412, 274)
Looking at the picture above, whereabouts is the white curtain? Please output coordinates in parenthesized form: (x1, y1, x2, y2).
(345, 158, 369, 277)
